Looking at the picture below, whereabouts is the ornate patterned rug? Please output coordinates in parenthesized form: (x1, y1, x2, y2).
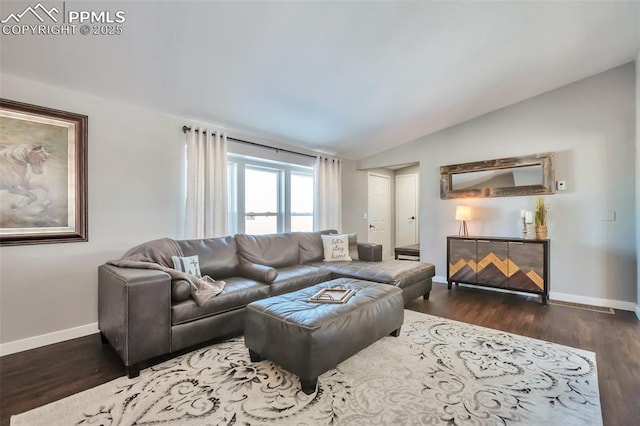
(12, 310, 602, 425)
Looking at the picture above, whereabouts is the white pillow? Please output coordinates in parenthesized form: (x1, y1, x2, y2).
(171, 255, 202, 277)
(321, 234, 353, 262)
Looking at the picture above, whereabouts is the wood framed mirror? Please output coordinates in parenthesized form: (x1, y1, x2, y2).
(440, 152, 555, 199)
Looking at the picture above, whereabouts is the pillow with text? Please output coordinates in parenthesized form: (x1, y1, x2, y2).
(321, 234, 353, 262)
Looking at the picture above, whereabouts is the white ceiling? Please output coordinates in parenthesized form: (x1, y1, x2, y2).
(1, 1, 639, 159)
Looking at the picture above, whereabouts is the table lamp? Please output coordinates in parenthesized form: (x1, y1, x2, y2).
(455, 205, 471, 236)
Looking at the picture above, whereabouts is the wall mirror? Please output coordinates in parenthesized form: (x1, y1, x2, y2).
(440, 152, 555, 199)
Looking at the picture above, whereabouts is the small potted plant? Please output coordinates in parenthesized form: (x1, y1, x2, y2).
(534, 197, 548, 239)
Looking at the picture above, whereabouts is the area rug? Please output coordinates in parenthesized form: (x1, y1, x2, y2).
(12, 310, 602, 425)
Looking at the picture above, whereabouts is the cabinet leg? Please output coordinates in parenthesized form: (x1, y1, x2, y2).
(389, 327, 401, 337)
(447, 281, 452, 290)
(542, 294, 548, 305)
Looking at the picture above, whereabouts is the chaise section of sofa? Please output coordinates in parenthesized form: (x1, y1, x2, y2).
(299, 231, 434, 304)
(310, 260, 435, 304)
(98, 230, 435, 378)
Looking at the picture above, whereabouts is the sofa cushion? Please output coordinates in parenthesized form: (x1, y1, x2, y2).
(328, 231, 359, 261)
(347, 232, 359, 261)
(235, 233, 299, 268)
(269, 265, 333, 297)
(298, 230, 356, 263)
(171, 277, 270, 325)
(176, 236, 239, 279)
(297, 232, 324, 264)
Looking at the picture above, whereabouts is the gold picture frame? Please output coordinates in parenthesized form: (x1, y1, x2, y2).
(0, 98, 87, 245)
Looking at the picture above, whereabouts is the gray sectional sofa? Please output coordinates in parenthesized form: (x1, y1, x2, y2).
(98, 231, 435, 377)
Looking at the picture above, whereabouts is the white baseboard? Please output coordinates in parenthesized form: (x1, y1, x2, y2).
(549, 292, 636, 312)
(432, 277, 636, 312)
(0, 322, 98, 357)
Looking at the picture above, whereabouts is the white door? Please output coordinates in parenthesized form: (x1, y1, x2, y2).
(368, 173, 391, 259)
(396, 174, 418, 247)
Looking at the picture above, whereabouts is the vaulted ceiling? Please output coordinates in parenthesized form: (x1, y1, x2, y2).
(1, 1, 639, 159)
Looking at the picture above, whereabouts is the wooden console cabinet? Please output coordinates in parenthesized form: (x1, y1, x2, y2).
(447, 236, 549, 304)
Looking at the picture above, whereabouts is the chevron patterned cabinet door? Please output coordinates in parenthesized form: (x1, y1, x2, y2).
(448, 238, 477, 284)
(508, 242, 545, 292)
(477, 240, 508, 288)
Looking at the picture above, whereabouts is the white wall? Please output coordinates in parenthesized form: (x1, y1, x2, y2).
(349, 63, 637, 308)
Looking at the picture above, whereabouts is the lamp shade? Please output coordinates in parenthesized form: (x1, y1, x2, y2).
(455, 205, 471, 221)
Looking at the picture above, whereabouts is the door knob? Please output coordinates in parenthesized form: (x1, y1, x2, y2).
(410, 216, 415, 220)
(369, 224, 376, 229)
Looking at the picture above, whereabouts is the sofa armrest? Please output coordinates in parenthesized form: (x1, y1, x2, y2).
(357, 243, 383, 262)
(238, 260, 278, 284)
(98, 264, 171, 368)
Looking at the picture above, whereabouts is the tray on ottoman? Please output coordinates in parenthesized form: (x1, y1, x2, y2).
(244, 278, 404, 394)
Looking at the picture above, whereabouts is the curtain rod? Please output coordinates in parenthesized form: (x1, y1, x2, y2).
(182, 125, 317, 159)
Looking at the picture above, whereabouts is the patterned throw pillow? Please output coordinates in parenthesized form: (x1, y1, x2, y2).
(321, 234, 353, 262)
(171, 255, 202, 277)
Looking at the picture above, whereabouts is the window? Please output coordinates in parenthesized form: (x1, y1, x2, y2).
(228, 154, 314, 235)
(290, 172, 314, 232)
(244, 166, 280, 235)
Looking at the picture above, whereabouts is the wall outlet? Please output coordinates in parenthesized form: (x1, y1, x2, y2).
(557, 180, 566, 191)
(363, 212, 368, 219)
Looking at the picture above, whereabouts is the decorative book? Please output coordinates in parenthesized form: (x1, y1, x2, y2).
(308, 288, 355, 304)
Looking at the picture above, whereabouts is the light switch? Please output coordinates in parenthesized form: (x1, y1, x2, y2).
(363, 213, 368, 219)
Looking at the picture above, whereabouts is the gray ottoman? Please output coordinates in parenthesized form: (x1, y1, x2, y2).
(244, 278, 404, 394)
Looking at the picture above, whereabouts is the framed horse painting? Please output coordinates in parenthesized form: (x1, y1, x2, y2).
(0, 98, 87, 245)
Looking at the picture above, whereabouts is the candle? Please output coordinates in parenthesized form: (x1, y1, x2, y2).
(525, 211, 533, 224)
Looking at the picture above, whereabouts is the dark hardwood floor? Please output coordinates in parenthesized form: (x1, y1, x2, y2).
(1, 283, 638, 426)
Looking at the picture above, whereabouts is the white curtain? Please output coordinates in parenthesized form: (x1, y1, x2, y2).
(185, 128, 228, 238)
(314, 156, 342, 231)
